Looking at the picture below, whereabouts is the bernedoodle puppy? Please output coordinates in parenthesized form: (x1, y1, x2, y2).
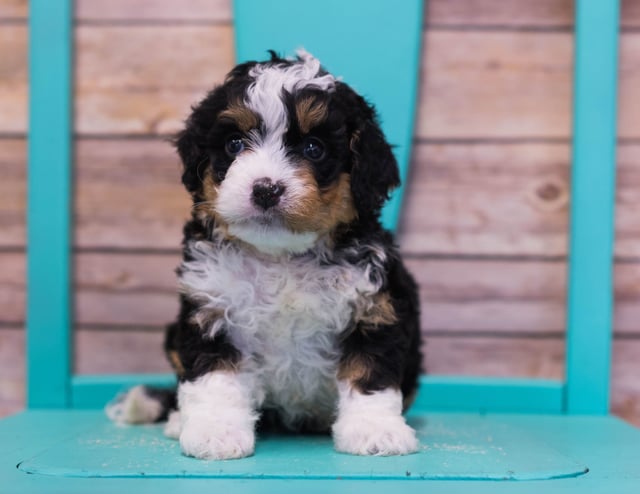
(107, 50, 422, 460)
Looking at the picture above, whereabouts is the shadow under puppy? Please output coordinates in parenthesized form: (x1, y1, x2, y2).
(107, 50, 422, 460)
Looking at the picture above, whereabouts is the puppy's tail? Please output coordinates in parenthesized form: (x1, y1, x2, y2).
(105, 385, 177, 425)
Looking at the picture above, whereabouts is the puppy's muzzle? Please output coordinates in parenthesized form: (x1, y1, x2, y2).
(252, 178, 286, 210)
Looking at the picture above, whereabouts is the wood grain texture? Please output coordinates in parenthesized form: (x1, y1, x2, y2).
(5, 0, 640, 427)
(4, 252, 640, 337)
(0, 253, 24, 325)
(4, 1, 639, 28)
(73, 138, 189, 248)
(3, 25, 640, 139)
(74, 0, 232, 22)
(401, 142, 640, 258)
(0, 0, 26, 19)
(426, 0, 574, 27)
(0, 25, 27, 134)
(3, 0, 635, 28)
(418, 30, 573, 139)
(399, 142, 571, 256)
(74, 25, 234, 135)
(4, 139, 640, 256)
(426, 0, 640, 29)
(0, 139, 25, 247)
(0, 328, 25, 418)
(4, 327, 640, 426)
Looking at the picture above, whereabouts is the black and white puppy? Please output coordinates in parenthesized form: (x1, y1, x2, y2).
(107, 50, 422, 460)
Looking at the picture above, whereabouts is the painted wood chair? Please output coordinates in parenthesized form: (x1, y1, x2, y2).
(2, 0, 639, 492)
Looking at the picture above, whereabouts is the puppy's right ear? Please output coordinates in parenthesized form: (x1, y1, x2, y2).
(175, 121, 208, 195)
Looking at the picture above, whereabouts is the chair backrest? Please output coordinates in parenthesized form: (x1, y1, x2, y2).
(26, 0, 620, 415)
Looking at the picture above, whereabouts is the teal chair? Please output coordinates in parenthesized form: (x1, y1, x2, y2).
(2, 0, 639, 492)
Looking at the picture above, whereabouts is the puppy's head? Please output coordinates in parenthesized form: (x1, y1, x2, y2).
(176, 50, 399, 255)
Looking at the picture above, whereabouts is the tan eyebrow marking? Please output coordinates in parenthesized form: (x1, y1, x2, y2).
(296, 96, 329, 134)
(219, 104, 259, 132)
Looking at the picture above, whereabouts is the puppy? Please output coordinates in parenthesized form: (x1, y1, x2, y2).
(107, 50, 422, 460)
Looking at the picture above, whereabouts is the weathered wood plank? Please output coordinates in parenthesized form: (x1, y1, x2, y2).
(3, 26, 640, 139)
(5, 1, 637, 29)
(5, 250, 640, 336)
(427, 0, 640, 29)
(74, 25, 234, 135)
(432, 30, 640, 139)
(418, 30, 573, 139)
(73, 138, 189, 248)
(71, 30, 640, 139)
(0, 254, 567, 332)
(10, 0, 630, 29)
(0, 26, 27, 134)
(2, 327, 639, 426)
(0, 253, 25, 325)
(0, 139, 25, 247)
(0, 328, 25, 417)
(74, 0, 232, 22)
(612, 338, 640, 427)
(619, 34, 640, 140)
(78, 332, 640, 427)
(72, 255, 640, 335)
(400, 142, 571, 256)
(402, 142, 640, 258)
(74, 328, 172, 374)
(69, 140, 640, 257)
(0, 0, 26, 19)
(426, 0, 574, 28)
(5, 139, 640, 257)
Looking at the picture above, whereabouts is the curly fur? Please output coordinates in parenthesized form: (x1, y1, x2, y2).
(106, 50, 422, 459)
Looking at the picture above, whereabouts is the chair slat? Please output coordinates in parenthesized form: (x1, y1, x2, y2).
(27, 0, 74, 408)
(566, 0, 620, 414)
(233, 0, 423, 231)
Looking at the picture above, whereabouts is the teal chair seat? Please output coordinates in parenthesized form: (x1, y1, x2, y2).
(2, 0, 640, 492)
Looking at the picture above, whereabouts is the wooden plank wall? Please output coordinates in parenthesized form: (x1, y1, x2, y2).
(1, 0, 639, 425)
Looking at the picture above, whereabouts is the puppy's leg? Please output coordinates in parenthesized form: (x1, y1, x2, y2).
(332, 380, 418, 456)
(178, 370, 259, 460)
(332, 297, 421, 456)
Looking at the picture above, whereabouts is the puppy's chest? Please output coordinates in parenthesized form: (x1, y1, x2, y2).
(180, 241, 379, 354)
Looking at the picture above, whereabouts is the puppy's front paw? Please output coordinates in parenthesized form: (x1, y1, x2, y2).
(179, 417, 255, 460)
(332, 413, 419, 456)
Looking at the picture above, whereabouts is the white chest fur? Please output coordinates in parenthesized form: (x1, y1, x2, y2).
(178, 238, 383, 428)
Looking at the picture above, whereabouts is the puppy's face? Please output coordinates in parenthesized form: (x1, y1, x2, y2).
(176, 51, 399, 254)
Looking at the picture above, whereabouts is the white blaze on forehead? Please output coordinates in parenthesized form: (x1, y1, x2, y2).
(245, 50, 336, 136)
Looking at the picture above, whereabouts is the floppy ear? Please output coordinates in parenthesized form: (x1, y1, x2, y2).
(175, 122, 208, 196)
(174, 86, 225, 196)
(348, 104, 401, 225)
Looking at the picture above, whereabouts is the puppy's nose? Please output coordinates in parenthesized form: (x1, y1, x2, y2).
(252, 178, 286, 210)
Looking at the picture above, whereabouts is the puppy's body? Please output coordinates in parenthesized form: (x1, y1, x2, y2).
(107, 51, 422, 459)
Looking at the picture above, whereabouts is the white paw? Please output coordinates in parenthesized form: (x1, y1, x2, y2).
(105, 385, 163, 424)
(179, 416, 255, 460)
(163, 410, 181, 439)
(332, 413, 419, 456)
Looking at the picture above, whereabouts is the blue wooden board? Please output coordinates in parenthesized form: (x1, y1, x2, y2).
(16, 413, 585, 481)
(3, 411, 640, 493)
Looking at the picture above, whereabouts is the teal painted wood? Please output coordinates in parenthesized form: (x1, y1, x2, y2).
(233, 0, 423, 231)
(414, 377, 564, 414)
(27, 0, 74, 409)
(4, 410, 640, 492)
(17, 413, 587, 480)
(72, 374, 177, 409)
(71, 373, 563, 414)
(565, 0, 620, 414)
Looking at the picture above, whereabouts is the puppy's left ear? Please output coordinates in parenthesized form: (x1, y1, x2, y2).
(344, 88, 400, 224)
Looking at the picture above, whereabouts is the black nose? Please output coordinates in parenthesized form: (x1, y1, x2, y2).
(252, 178, 286, 210)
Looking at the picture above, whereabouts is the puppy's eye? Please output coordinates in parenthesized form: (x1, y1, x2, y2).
(225, 134, 245, 157)
(302, 137, 326, 161)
